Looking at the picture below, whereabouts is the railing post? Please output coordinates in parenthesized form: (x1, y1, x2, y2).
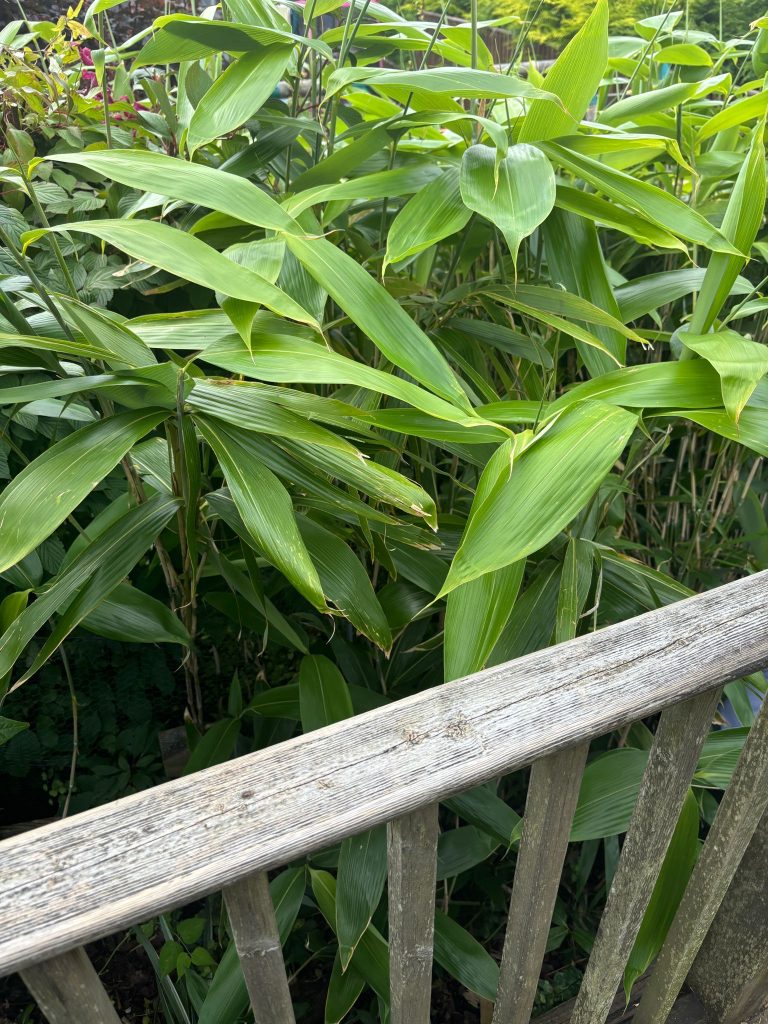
(686, 807, 768, 1023)
(223, 871, 296, 1024)
(20, 946, 122, 1024)
(492, 742, 589, 1024)
(570, 687, 722, 1024)
(388, 804, 439, 1024)
(634, 689, 768, 1024)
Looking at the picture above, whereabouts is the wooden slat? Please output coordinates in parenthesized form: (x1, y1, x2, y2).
(388, 804, 439, 1024)
(1, 571, 768, 978)
(223, 871, 295, 1024)
(633, 688, 768, 1024)
(20, 946, 121, 1024)
(570, 687, 722, 1024)
(492, 742, 589, 1024)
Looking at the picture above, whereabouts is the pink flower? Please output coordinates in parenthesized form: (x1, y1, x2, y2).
(79, 45, 93, 65)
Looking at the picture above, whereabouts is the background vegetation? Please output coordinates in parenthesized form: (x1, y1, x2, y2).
(1, 0, 767, 1020)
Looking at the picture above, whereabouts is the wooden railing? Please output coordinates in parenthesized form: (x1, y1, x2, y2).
(3, 570, 768, 1023)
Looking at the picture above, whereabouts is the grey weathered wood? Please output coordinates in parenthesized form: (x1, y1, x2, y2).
(223, 871, 295, 1024)
(634, 686, 768, 1024)
(1, 571, 768, 978)
(388, 803, 439, 1024)
(20, 946, 122, 1024)
(688, 808, 768, 1023)
(492, 742, 589, 1024)
(570, 687, 722, 1024)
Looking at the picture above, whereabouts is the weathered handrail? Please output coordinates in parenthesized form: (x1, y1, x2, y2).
(2, 570, 767, 985)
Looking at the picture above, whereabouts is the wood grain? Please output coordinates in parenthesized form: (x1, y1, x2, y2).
(634, 684, 768, 1024)
(223, 871, 295, 1024)
(388, 804, 439, 1024)
(570, 687, 722, 1024)
(492, 742, 589, 1024)
(20, 946, 122, 1024)
(2, 571, 768, 978)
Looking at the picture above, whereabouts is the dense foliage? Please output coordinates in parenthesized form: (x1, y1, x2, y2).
(1, 0, 767, 1020)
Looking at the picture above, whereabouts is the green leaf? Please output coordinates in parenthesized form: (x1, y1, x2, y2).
(0, 409, 167, 575)
(270, 866, 306, 945)
(8, 495, 182, 688)
(433, 910, 498, 1001)
(444, 562, 524, 682)
(682, 329, 768, 421)
(571, 748, 649, 841)
(196, 417, 326, 610)
(284, 234, 470, 410)
(385, 167, 471, 268)
(198, 942, 249, 1024)
(325, 65, 559, 103)
(82, 583, 190, 645)
(549, 360, 723, 412)
(624, 790, 700, 998)
(24, 221, 318, 330)
(541, 208, 627, 375)
(298, 518, 392, 652)
(326, 950, 365, 1024)
(554, 537, 593, 644)
(187, 46, 293, 153)
(665, 407, 768, 457)
(445, 786, 522, 847)
(542, 142, 741, 255)
(203, 331, 473, 425)
(688, 123, 766, 334)
(337, 825, 388, 970)
(187, 378, 362, 455)
(460, 144, 556, 270)
(518, 0, 608, 141)
(440, 402, 638, 595)
(0, 716, 28, 746)
(654, 42, 712, 65)
(184, 718, 241, 774)
(52, 150, 298, 234)
(299, 654, 354, 733)
(310, 870, 390, 1002)
(694, 728, 747, 789)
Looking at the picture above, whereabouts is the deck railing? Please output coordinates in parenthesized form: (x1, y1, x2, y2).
(3, 570, 768, 1023)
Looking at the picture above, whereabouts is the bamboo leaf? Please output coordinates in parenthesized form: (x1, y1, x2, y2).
(444, 562, 524, 682)
(285, 234, 469, 409)
(433, 911, 498, 1001)
(688, 122, 766, 334)
(52, 150, 298, 234)
(187, 46, 293, 153)
(196, 417, 326, 610)
(203, 331, 474, 425)
(0, 409, 167, 575)
(460, 144, 556, 270)
(542, 142, 741, 255)
(682, 329, 768, 421)
(298, 518, 392, 652)
(298, 654, 354, 733)
(0, 494, 180, 683)
(23, 221, 319, 330)
(336, 825, 388, 970)
(518, 0, 608, 141)
(385, 167, 472, 268)
(440, 402, 638, 595)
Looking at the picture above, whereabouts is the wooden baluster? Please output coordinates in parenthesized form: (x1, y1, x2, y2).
(388, 803, 439, 1024)
(223, 871, 296, 1024)
(570, 687, 722, 1024)
(491, 742, 589, 1024)
(20, 946, 121, 1024)
(634, 687, 768, 1024)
